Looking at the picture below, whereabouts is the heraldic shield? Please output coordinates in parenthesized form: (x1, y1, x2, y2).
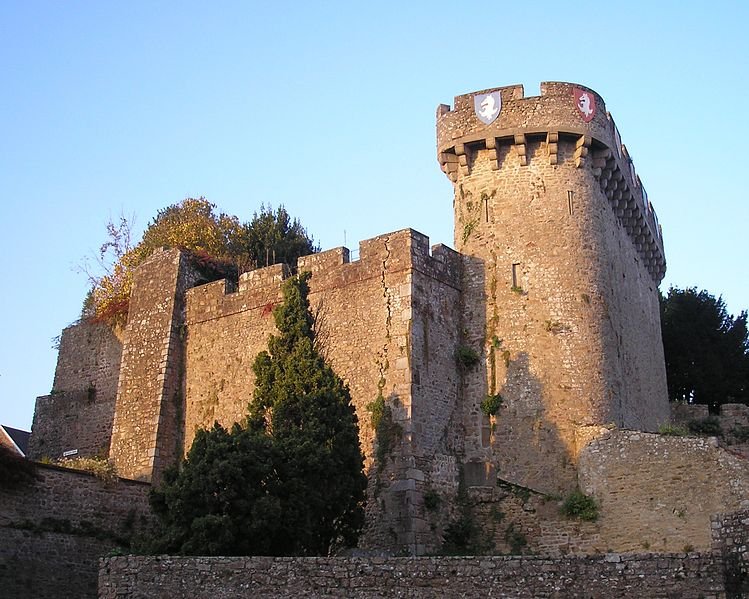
(474, 91, 502, 125)
(573, 87, 597, 123)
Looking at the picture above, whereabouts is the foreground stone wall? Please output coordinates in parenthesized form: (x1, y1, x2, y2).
(579, 429, 749, 553)
(713, 509, 749, 596)
(98, 553, 724, 598)
(28, 321, 123, 460)
(0, 462, 151, 599)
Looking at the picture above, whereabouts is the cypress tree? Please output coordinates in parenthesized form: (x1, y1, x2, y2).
(249, 272, 367, 555)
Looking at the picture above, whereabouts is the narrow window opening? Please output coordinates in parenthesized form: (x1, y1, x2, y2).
(483, 196, 489, 222)
(511, 263, 520, 289)
(567, 190, 575, 215)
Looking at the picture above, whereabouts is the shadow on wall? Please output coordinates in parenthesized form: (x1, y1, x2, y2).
(460, 254, 577, 496)
(486, 352, 576, 495)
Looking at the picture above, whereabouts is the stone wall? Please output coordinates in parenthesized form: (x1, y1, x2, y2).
(98, 553, 724, 598)
(182, 229, 462, 552)
(0, 462, 151, 599)
(28, 321, 123, 460)
(712, 509, 749, 597)
(109, 248, 203, 482)
(579, 429, 749, 553)
(671, 402, 749, 447)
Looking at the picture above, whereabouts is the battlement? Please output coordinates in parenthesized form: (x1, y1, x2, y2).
(437, 81, 665, 283)
(186, 229, 462, 325)
(436, 81, 610, 149)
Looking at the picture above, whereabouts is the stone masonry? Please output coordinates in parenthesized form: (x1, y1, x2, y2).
(0, 462, 151, 599)
(437, 82, 668, 495)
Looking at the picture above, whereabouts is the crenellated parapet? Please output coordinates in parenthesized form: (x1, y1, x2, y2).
(186, 228, 462, 325)
(436, 81, 665, 283)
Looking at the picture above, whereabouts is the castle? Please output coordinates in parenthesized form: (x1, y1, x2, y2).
(26, 83, 749, 559)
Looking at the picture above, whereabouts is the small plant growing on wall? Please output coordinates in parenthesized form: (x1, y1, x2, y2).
(504, 523, 528, 554)
(560, 489, 599, 522)
(367, 394, 403, 470)
(455, 346, 480, 372)
(481, 394, 504, 417)
(657, 423, 688, 436)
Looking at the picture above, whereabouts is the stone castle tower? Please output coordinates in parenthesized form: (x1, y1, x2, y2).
(29, 82, 669, 555)
(437, 82, 668, 493)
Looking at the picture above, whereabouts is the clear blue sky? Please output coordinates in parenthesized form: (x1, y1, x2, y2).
(1, 1, 747, 430)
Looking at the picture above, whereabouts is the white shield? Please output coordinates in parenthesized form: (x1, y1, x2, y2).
(474, 91, 502, 125)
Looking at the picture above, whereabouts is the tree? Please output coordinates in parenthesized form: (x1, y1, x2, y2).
(246, 204, 319, 269)
(147, 273, 366, 556)
(660, 287, 749, 409)
(248, 272, 367, 555)
(84, 198, 316, 325)
(147, 423, 284, 556)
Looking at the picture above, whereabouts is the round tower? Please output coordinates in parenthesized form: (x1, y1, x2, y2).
(437, 82, 668, 493)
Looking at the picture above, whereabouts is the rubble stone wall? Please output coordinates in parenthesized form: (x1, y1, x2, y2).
(98, 553, 725, 599)
(28, 322, 123, 460)
(579, 429, 749, 553)
(0, 463, 151, 599)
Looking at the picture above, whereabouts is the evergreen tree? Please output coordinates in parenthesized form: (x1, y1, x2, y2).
(147, 423, 283, 556)
(249, 272, 367, 555)
(660, 287, 749, 409)
(147, 272, 366, 556)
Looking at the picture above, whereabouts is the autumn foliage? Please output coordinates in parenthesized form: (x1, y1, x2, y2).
(84, 198, 316, 326)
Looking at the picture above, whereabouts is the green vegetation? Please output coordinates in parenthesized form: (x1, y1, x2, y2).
(660, 287, 749, 410)
(504, 523, 528, 554)
(55, 456, 119, 485)
(560, 489, 599, 522)
(423, 489, 441, 512)
(146, 273, 366, 556)
(83, 199, 317, 325)
(658, 423, 688, 436)
(367, 394, 402, 469)
(455, 345, 480, 372)
(461, 220, 477, 243)
(480, 393, 504, 417)
(687, 416, 723, 437)
(731, 425, 749, 443)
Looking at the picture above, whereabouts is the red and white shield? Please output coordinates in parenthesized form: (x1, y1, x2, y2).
(573, 87, 596, 123)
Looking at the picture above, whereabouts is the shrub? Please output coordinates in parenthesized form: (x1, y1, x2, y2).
(688, 416, 723, 437)
(731, 425, 749, 443)
(658, 423, 688, 436)
(560, 489, 598, 522)
(455, 346, 480, 372)
(480, 394, 504, 417)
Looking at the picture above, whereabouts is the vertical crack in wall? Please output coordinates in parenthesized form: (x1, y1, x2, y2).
(376, 235, 393, 397)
